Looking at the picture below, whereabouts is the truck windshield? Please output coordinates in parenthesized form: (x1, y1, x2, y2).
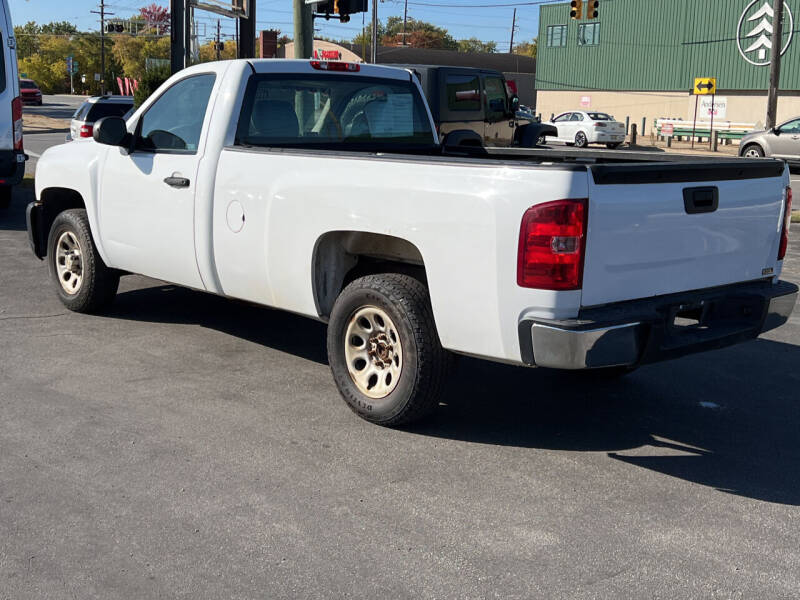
(235, 74, 435, 150)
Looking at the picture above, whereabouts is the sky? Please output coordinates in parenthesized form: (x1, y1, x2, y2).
(7, 0, 555, 51)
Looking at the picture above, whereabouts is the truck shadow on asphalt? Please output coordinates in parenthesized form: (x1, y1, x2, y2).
(0, 189, 32, 231)
(110, 283, 800, 506)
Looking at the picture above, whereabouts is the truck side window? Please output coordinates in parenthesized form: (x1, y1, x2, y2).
(445, 75, 481, 111)
(135, 74, 216, 154)
(484, 76, 508, 121)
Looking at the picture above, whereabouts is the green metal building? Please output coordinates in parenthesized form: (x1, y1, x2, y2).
(536, 0, 800, 131)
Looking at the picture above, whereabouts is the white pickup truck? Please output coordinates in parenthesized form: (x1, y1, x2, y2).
(27, 59, 797, 426)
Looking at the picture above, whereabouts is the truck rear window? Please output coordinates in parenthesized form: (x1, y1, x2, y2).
(235, 74, 434, 149)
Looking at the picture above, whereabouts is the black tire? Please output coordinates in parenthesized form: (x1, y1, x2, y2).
(0, 186, 10, 210)
(575, 131, 588, 148)
(606, 142, 622, 149)
(327, 273, 450, 426)
(536, 135, 547, 146)
(742, 144, 765, 158)
(47, 209, 119, 313)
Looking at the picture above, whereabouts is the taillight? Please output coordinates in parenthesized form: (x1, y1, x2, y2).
(12, 97, 23, 151)
(779, 187, 792, 260)
(310, 60, 360, 72)
(517, 199, 588, 290)
(594, 122, 607, 128)
(79, 124, 94, 138)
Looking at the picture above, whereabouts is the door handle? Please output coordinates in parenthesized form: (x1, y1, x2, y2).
(164, 176, 190, 188)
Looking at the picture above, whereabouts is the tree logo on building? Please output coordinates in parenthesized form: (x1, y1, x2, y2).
(737, 0, 794, 66)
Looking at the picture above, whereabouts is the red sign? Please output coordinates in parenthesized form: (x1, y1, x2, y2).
(661, 123, 674, 136)
(313, 49, 342, 60)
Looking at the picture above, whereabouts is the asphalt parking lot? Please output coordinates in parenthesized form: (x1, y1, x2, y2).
(1, 185, 799, 599)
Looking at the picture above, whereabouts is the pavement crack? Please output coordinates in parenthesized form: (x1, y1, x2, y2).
(0, 313, 67, 321)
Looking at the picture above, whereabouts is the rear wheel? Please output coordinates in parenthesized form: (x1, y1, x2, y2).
(575, 131, 588, 148)
(742, 144, 765, 158)
(536, 135, 547, 146)
(327, 273, 450, 426)
(47, 209, 119, 313)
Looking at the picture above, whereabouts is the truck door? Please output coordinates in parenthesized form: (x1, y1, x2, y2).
(482, 75, 514, 146)
(97, 74, 217, 289)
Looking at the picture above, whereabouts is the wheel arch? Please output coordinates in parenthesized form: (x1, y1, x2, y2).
(311, 231, 428, 320)
(31, 187, 87, 259)
(741, 141, 766, 157)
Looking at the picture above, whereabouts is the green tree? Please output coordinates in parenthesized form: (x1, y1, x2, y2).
(457, 37, 497, 54)
(197, 39, 238, 62)
(14, 21, 41, 60)
(40, 21, 78, 36)
(133, 63, 171, 107)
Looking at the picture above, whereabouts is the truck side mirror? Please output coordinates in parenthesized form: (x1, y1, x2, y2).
(509, 95, 520, 115)
(93, 116, 131, 148)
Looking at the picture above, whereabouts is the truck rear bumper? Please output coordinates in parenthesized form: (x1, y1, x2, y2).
(0, 150, 26, 187)
(518, 280, 798, 369)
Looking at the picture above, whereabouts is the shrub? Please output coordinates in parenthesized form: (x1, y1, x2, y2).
(133, 64, 171, 107)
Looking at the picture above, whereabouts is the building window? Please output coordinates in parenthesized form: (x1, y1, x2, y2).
(578, 22, 600, 46)
(546, 25, 567, 47)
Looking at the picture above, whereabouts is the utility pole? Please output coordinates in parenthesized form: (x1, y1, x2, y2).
(293, 0, 313, 58)
(766, 0, 784, 129)
(371, 0, 378, 63)
(216, 20, 221, 60)
(509, 8, 517, 54)
(90, 0, 112, 94)
(402, 0, 408, 46)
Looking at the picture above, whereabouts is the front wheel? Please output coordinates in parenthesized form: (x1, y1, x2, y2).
(536, 135, 547, 146)
(327, 273, 450, 426)
(575, 131, 588, 148)
(47, 209, 119, 313)
(742, 144, 765, 158)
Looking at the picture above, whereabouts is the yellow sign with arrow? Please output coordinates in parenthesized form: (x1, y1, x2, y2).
(694, 77, 717, 95)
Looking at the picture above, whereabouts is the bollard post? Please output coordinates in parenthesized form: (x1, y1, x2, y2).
(630, 123, 638, 146)
(641, 117, 646, 136)
(667, 136, 672, 148)
(712, 130, 719, 152)
(625, 116, 630, 135)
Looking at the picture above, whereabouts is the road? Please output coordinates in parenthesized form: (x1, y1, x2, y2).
(1, 183, 799, 598)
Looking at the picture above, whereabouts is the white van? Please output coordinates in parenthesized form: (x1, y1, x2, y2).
(0, 0, 24, 209)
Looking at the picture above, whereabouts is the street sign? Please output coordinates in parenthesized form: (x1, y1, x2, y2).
(580, 95, 591, 108)
(95, 73, 101, 81)
(661, 123, 674, 137)
(694, 77, 716, 95)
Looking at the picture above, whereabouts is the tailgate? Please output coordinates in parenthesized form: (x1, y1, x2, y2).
(581, 161, 788, 307)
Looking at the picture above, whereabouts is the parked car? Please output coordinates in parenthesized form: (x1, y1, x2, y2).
(67, 95, 135, 141)
(739, 117, 800, 164)
(0, 0, 25, 210)
(543, 110, 626, 148)
(26, 59, 796, 426)
(19, 78, 42, 106)
(394, 64, 555, 147)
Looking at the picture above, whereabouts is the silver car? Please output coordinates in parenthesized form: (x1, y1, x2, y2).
(67, 95, 134, 141)
(739, 116, 800, 163)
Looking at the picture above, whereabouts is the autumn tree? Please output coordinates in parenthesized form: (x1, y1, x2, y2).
(380, 16, 457, 50)
(139, 3, 170, 34)
(513, 38, 537, 59)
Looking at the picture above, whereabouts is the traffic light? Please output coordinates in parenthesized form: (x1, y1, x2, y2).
(586, 0, 599, 19)
(316, 0, 368, 18)
(570, 0, 583, 20)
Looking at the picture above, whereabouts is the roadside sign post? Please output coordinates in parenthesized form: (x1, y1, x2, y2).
(66, 55, 74, 95)
(709, 94, 715, 151)
(692, 77, 717, 149)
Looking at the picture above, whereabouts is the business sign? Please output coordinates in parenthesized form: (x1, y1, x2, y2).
(313, 49, 342, 60)
(700, 96, 727, 119)
(737, 0, 794, 66)
(580, 95, 591, 107)
(661, 123, 674, 136)
(694, 77, 717, 95)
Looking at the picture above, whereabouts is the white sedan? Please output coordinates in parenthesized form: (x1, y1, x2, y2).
(542, 110, 626, 149)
